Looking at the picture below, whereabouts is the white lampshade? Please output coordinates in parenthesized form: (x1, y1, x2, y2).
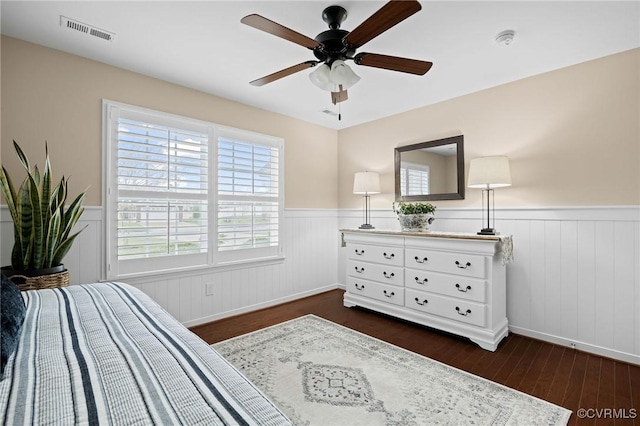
(468, 156, 512, 189)
(309, 64, 334, 91)
(330, 60, 360, 90)
(353, 171, 380, 195)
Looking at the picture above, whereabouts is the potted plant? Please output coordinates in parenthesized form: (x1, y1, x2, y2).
(0, 141, 87, 290)
(393, 201, 436, 232)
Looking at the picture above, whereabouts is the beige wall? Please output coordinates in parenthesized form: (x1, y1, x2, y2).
(3, 37, 639, 212)
(338, 48, 640, 210)
(0, 36, 338, 208)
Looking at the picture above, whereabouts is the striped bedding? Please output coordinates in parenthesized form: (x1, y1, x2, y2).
(0, 282, 291, 425)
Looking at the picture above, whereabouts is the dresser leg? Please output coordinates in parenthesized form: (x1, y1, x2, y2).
(470, 328, 509, 352)
(470, 339, 498, 352)
(343, 295, 357, 308)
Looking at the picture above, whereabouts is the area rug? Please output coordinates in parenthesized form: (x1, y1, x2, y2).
(214, 315, 571, 425)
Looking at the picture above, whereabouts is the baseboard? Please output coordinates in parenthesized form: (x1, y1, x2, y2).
(509, 325, 640, 365)
(182, 283, 342, 328)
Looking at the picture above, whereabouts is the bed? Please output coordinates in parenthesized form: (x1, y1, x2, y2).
(0, 280, 292, 425)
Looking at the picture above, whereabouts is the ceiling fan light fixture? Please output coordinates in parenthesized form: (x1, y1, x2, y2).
(309, 63, 334, 91)
(330, 60, 360, 90)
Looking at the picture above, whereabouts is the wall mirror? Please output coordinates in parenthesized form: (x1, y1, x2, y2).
(394, 135, 465, 201)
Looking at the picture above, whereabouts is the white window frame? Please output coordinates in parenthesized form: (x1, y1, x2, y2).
(103, 100, 284, 279)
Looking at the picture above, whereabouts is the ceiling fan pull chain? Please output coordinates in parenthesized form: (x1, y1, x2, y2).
(338, 102, 342, 121)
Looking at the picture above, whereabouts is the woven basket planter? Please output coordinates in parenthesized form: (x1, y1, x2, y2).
(2, 266, 69, 291)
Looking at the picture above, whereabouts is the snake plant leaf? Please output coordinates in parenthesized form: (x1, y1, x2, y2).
(41, 147, 52, 235)
(23, 240, 33, 271)
(62, 208, 85, 244)
(27, 173, 45, 269)
(13, 140, 31, 172)
(33, 165, 41, 187)
(51, 228, 87, 266)
(45, 208, 62, 268)
(18, 178, 33, 270)
(49, 180, 61, 212)
(51, 178, 66, 229)
(0, 166, 19, 225)
(58, 177, 67, 215)
(61, 191, 87, 240)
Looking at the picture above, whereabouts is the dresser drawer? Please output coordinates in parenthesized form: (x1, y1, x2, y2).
(405, 248, 486, 278)
(405, 289, 486, 327)
(348, 244, 404, 267)
(347, 277, 404, 306)
(405, 269, 486, 303)
(348, 260, 404, 287)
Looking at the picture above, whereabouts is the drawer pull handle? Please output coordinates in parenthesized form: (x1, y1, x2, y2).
(455, 284, 472, 292)
(355, 283, 365, 291)
(414, 277, 428, 285)
(455, 261, 471, 269)
(355, 249, 365, 256)
(383, 290, 395, 298)
(414, 256, 428, 264)
(383, 272, 395, 279)
(414, 297, 428, 306)
(455, 307, 472, 316)
(383, 252, 395, 260)
(354, 266, 364, 273)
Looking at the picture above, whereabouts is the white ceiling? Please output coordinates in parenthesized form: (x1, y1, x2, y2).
(2, 1, 639, 130)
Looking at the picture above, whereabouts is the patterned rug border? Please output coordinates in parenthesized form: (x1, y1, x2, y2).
(215, 314, 572, 425)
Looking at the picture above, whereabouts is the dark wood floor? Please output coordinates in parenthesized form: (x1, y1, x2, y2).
(190, 289, 640, 425)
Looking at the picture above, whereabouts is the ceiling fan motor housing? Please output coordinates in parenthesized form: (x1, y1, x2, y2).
(314, 29, 354, 62)
(322, 5, 347, 29)
(314, 6, 356, 63)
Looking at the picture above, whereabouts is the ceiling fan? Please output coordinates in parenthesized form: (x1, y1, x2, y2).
(241, 0, 433, 105)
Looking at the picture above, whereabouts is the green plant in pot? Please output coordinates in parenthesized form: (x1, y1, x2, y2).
(393, 201, 436, 232)
(0, 141, 87, 289)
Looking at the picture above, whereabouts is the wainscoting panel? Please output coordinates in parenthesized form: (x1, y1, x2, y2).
(2, 205, 638, 363)
(125, 210, 340, 326)
(339, 206, 640, 364)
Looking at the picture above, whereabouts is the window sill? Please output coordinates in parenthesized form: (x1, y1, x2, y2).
(106, 256, 286, 282)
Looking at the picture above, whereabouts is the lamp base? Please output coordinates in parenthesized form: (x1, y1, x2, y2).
(359, 224, 375, 230)
(477, 228, 499, 236)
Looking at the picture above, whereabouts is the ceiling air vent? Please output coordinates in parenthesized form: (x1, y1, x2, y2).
(60, 16, 115, 42)
(321, 109, 338, 117)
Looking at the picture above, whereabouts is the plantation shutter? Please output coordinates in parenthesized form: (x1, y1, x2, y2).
(107, 107, 210, 276)
(215, 130, 282, 263)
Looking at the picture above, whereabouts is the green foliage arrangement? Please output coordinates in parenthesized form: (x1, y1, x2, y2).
(0, 141, 87, 270)
(393, 201, 436, 215)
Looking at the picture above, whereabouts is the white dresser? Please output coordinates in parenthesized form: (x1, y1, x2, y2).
(342, 229, 509, 351)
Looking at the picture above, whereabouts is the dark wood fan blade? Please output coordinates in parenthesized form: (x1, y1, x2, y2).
(241, 14, 321, 50)
(250, 61, 318, 86)
(354, 53, 432, 75)
(344, 0, 421, 49)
